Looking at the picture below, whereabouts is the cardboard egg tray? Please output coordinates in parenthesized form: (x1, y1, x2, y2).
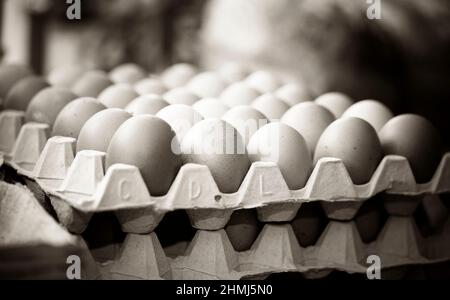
(1, 109, 450, 279)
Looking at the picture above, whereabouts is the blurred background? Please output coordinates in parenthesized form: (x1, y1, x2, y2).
(1, 0, 450, 144)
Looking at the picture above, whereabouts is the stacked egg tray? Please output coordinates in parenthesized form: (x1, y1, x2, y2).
(1, 110, 450, 280)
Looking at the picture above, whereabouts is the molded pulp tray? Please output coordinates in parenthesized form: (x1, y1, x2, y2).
(1, 111, 450, 279)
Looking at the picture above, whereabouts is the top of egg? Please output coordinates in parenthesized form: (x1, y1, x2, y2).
(315, 92, 354, 118)
(52, 97, 106, 138)
(314, 117, 383, 184)
(275, 83, 311, 107)
(0, 64, 33, 99)
(109, 63, 147, 84)
(3, 76, 49, 111)
(220, 82, 260, 107)
(342, 99, 393, 132)
(245, 70, 281, 94)
(98, 84, 139, 109)
(47, 65, 85, 88)
(25, 86, 78, 127)
(125, 94, 169, 115)
(222, 105, 269, 146)
(251, 94, 290, 120)
(134, 77, 167, 95)
(156, 104, 204, 142)
(186, 71, 226, 98)
(72, 70, 113, 97)
(281, 102, 335, 154)
(77, 108, 132, 153)
(163, 87, 200, 106)
(161, 63, 198, 89)
(192, 98, 229, 119)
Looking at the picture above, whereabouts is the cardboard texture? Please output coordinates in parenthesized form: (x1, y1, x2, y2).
(2, 114, 450, 279)
(110, 233, 171, 279)
(10, 122, 49, 172)
(0, 181, 100, 279)
(0, 110, 24, 154)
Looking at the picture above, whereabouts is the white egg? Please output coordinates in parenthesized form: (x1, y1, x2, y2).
(109, 63, 147, 84)
(186, 71, 226, 98)
(245, 70, 281, 94)
(192, 98, 229, 119)
(156, 104, 204, 141)
(47, 65, 85, 88)
(181, 119, 250, 193)
(220, 82, 260, 107)
(125, 94, 168, 115)
(134, 77, 167, 95)
(163, 87, 200, 105)
(281, 102, 335, 154)
(275, 83, 311, 107)
(315, 92, 354, 118)
(342, 99, 393, 132)
(251, 94, 290, 120)
(161, 63, 197, 89)
(98, 84, 139, 109)
(314, 117, 383, 184)
(247, 122, 312, 189)
(222, 105, 269, 146)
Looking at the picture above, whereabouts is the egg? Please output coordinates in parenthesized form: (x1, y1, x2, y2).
(161, 63, 197, 89)
(314, 117, 383, 184)
(25, 87, 78, 127)
(379, 114, 442, 183)
(156, 104, 203, 141)
(225, 209, 260, 251)
(315, 92, 354, 118)
(342, 99, 393, 131)
(192, 98, 229, 119)
(52, 97, 106, 138)
(222, 106, 269, 146)
(181, 119, 250, 193)
(3, 75, 49, 111)
(109, 63, 147, 84)
(247, 122, 312, 189)
(216, 62, 249, 84)
(220, 82, 260, 107)
(97, 84, 139, 108)
(186, 71, 226, 98)
(0, 64, 33, 99)
(134, 78, 167, 95)
(47, 65, 85, 88)
(106, 115, 182, 196)
(77, 108, 132, 153)
(245, 70, 281, 94)
(125, 94, 169, 115)
(251, 94, 290, 120)
(281, 102, 335, 154)
(72, 70, 113, 97)
(275, 83, 311, 106)
(163, 87, 199, 105)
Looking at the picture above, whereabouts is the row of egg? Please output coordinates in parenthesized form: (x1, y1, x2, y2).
(0, 63, 443, 197)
